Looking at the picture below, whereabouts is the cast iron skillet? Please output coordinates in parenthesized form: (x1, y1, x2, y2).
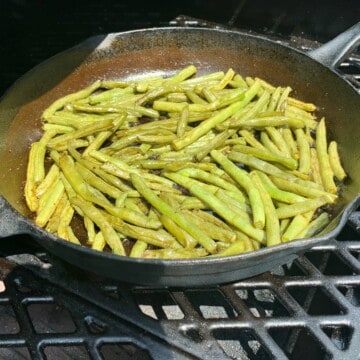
(0, 24, 359, 287)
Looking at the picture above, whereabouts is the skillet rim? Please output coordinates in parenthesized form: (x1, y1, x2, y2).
(0, 26, 359, 272)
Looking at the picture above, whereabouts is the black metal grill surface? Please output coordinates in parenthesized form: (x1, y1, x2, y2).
(0, 1, 360, 359)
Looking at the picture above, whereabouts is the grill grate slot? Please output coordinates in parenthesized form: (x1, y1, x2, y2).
(268, 326, 332, 360)
(212, 328, 274, 360)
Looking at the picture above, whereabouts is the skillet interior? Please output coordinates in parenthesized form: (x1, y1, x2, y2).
(0, 28, 359, 286)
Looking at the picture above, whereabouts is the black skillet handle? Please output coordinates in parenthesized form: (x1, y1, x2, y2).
(0, 196, 31, 238)
(308, 22, 360, 69)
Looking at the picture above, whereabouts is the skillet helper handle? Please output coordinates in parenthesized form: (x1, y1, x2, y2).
(309, 22, 360, 69)
(0, 196, 31, 238)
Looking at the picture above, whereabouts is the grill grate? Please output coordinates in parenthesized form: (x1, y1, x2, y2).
(1, 5, 360, 359)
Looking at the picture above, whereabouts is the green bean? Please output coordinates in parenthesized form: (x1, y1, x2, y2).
(43, 123, 75, 133)
(177, 167, 246, 201)
(276, 197, 328, 219)
(104, 212, 177, 248)
(211, 240, 246, 257)
(75, 155, 138, 195)
(227, 151, 295, 181)
(70, 196, 125, 255)
(315, 118, 337, 193)
(143, 248, 208, 259)
(250, 171, 280, 246)
(239, 130, 266, 150)
(328, 141, 346, 181)
(33, 131, 56, 184)
(266, 127, 291, 157)
(36, 164, 60, 198)
(131, 173, 217, 253)
(89, 87, 134, 104)
(42, 80, 101, 120)
(185, 90, 208, 104)
(225, 137, 247, 146)
(175, 195, 207, 210)
(66, 226, 81, 245)
(73, 103, 159, 118)
(298, 212, 330, 238)
(182, 209, 236, 243)
(270, 176, 337, 203)
(231, 74, 248, 88)
(210, 87, 247, 110)
(281, 128, 299, 159)
(280, 218, 291, 236)
(191, 209, 233, 231)
(196, 130, 233, 161)
(159, 214, 195, 248)
(45, 194, 68, 233)
(282, 210, 314, 242)
(59, 173, 76, 199)
(82, 115, 126, 156)
(210, 149, 265, 229)
(181, 71, 224, 85)
(287, 97, 316, 112)
(167, 92, 188, 103)
(165, 172, 265, 243)
(56, 200, 75, 240)
(230, 90, 270, 124)
(135, 84, 178, 105)
(267, 86, 282, 112)
(91, 150, 176, 187)
(59, 153, 113, 208)
(75, 162, 123, 199)
(110, 128, 165, 151)
(214, 68, 235, 89)
(153, 100, 212, 113)
(256, 171, 305, 204)
(166, 65, 197, 84)
(35, 179, 65, 227)
(260, 131, 282, 156)
(129, 240, 148, 257)
(255, 77, 316, 112)
(92, 231, 106, 251)
(177, 105, 189, 137)
(310, 148, 323, 187)
(276, 87, 292, 111)
(202, 87, 217, 102)
(295, 128, 311, 174)
(285, 104, 315, 122)
(232, 144, 297, 170)
(84, 216, 96, 244)
(47, 118, 117, 149)
(215, 189, 251, 219)
(46, 113, 110, 128)
(100, 80, 130, 89)
(172, 81, 260, 150)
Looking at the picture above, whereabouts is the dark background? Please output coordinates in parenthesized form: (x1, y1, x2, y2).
(0, 0, 358, 96)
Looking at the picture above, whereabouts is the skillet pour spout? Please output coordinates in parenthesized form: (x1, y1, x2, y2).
(0, 24, 359, 286)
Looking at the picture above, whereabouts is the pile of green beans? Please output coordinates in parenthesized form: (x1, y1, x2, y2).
(24, 65, 346, 259)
